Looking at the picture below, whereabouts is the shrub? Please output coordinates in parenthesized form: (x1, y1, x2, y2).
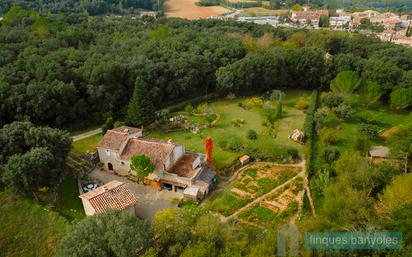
(358, 123, 379, 140)
(389, 87, 412, 111)
(322, 147, 341, 164)
(287, 148, 299, 159)
(332, 104, 352, 120)
(355, 135, 371, 153)
(184, 104, 194, 114)
(247, 129, 258, 140)
(319, 128, 338, 145)
(295, 98, 309, 110)
(196, 103, 208, 114)
(269, 90, 285, 102)
(322, 92, 344, 108)
(245, 97, 263, 107)
(275, 101, 282, 119)
(314, 108, 328, 129)
(231, 118, 246, 127)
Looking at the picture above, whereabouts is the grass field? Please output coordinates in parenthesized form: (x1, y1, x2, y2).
(55, 173, 86, 220)
(240, 7, 289, 16)
(72, 134, 102, 155)
(0, 191, 68, 257)
(150, 91, 308, 168)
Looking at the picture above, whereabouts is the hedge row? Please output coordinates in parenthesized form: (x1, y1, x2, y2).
(304, 90, 319, 176)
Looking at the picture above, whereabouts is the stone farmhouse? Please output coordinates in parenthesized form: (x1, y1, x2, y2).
(96, 126, 216, 200)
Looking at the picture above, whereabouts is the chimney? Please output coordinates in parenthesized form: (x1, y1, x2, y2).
(123, 128, 129, 133)
(205, 136, 213, 166)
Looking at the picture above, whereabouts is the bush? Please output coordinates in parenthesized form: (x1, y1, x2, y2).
(319, 128, 338, 145)
(196, 103, 208, 114)
(287, 148, 299, 159)
(247, 129, 258, 140)
(355, 135, 371, 153)
(295, 98, 309, 110)
(314, 108, 328, 129)
(184, 104, 194, 114)
(322, 147, 341, 164)
(332, 104, 352, 120)
(358, 123, 379, 140)
(322, 92, 344, 108)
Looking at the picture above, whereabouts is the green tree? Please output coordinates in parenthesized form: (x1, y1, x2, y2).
(102, 114, 114, 135)
(58, 210, 153, 257)
(389, 87, 412, 111)
(330, 70, 361, 94)
(127, 78, 155, 127)
(1, 147, 55, 195)
(389, 125, 412, 173)
(359, 80, 383, 104)
(246, 129, 258, 140)
(322, 146, 340, 164)
(130, 155, 155, 182)
(0, 121, 33, 163)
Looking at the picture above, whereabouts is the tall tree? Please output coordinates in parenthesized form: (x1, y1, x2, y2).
(58, 210, 153, 257)
(127, 78, 155, 127)
(1, 147, 54, 194)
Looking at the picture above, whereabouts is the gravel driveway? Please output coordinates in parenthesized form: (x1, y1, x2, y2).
(89, 168, 182, 222)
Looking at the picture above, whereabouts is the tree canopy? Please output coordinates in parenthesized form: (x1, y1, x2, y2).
(57, 209, 153, 257)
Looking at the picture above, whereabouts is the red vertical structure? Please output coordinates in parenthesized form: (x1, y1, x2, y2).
(205, 136, 213, 166)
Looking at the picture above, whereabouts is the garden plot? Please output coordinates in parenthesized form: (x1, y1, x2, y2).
(208, 163, 301, 217)
(237, 177, 305, 226)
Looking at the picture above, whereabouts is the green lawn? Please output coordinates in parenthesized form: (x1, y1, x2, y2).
(72, 134, 102, 155)
(150, 91, 308, 168)
(55, 173, 86, 220)
(0, 191, 68, 257)
(318, 93, 412, 155)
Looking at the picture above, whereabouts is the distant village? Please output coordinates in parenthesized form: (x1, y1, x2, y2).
(226, 4, 412, 48)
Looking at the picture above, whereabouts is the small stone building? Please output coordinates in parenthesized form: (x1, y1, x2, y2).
(368, 146, 390, 164)
(79, 180, 137, 216)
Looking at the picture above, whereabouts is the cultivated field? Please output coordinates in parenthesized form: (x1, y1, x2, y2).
(164, 0, 231, 19)
(206, 162, 305, 226)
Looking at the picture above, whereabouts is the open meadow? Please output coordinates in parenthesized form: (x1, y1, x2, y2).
(149, 91, 309, 169)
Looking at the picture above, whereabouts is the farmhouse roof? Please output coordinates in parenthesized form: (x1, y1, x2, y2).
(96, 126, 142, 151)
(79, 180, 136, 214)
(369, 146, 390, 158)
(120, 137, 176, 170)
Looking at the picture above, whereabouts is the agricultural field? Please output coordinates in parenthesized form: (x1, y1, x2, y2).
(150, 91, 309, 168)
(164, 0, 231, 19)
(206, 162, 303, 220)
(0, 192, 69, 257)
(240, 7, 289, 17)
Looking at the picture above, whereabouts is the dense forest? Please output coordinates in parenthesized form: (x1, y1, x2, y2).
(0, 0, 163, 15)
(0, 6, 411, 129)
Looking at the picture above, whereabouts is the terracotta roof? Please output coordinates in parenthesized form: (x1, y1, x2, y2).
(79, 180, 136, 214)
(369, 146, 390, 158)
(96, 126, 142, 151)
(239, 155, 250, 162)
(120, 138, 175, 170)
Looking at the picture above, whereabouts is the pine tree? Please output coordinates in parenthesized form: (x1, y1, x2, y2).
(127, 78, 155, 127)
